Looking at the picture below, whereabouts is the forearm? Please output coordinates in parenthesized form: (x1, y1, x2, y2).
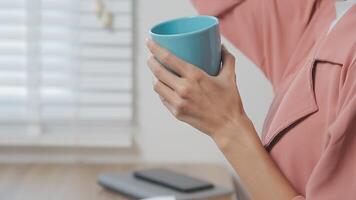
(212, 116, 298, 200)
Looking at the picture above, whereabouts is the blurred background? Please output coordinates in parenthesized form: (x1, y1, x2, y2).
(0, 0, 273, 165)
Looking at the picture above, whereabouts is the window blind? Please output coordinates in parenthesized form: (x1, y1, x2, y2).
(0, 0, 134, 147)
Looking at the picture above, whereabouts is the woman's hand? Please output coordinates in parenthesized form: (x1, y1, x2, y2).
(146, 39, 253, 143)
(146, 39, 299, 200)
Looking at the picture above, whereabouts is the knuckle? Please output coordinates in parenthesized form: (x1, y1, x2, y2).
(150, 64, 162, 76)
(161, 51, 172, 63)
(152, 80, 160, 92)
(172, 109, 181, 118)
(177, 85, 190, 98)
(189, 70, 203, 81)
(147, 56, 158, 69)
(176, 99, 187, 110)
(146, 56, 154, 66)
(153, 66, 162, 76)
(173, 100, 187, 118)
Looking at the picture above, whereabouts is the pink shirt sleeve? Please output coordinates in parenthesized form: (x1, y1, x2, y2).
(191, 0, 322, 87)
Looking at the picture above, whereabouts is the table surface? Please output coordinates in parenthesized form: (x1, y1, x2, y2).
(0, 163, 235, 200)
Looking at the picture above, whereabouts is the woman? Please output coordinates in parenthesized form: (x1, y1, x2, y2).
(146, 0, 355, 199)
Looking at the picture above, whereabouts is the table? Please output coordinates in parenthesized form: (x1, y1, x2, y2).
(0, 164, 235, 200)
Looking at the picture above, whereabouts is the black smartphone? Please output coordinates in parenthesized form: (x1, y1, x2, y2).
(133, 169, 214, 193)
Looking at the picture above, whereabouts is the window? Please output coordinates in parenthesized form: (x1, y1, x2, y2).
(0, 0, 134, 147)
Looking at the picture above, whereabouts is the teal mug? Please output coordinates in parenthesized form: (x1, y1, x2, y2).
(150, 15, 221, 76)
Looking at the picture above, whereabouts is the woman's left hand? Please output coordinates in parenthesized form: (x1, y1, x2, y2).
(146, 39, 251, 140)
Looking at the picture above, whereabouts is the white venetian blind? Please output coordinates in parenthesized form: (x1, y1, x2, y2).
(0, 0, 134, 147)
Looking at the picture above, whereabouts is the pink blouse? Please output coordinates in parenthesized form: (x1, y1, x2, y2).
(192, 0, 356, 199)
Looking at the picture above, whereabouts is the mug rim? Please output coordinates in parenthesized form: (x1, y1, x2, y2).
(150, 15, 219, 38)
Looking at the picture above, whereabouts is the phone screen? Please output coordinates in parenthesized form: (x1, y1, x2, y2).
(134, 169, 214, 193)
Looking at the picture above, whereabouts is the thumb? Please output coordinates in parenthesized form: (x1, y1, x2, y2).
(219, 45, 236, 78)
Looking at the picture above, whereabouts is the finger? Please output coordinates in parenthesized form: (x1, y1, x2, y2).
(161, 96, 188, 121)
(219, 45, 236, 78)
(147, 56, 181, 91)
(153, 79, 180, 106)
(146, 39, 191, 77)
(160, 97, 176, 114)
(159, 95, 166, 102)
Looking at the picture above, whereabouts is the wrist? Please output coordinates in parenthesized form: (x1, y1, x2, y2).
(211, 114, 261, 153)
(211, 116, 298, 200)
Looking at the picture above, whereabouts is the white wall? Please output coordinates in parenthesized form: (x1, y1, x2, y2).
(135, 0, 273, 163)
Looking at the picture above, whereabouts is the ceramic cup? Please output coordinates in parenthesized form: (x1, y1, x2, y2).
(150, 16, 221, 76)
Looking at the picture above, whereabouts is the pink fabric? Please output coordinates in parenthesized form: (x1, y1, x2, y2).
(292, 196, 306, 200)
(192, 0, 356, 199)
